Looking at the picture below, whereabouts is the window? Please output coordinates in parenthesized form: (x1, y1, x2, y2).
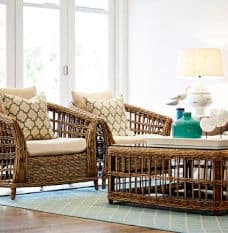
(23, 0, 60, 102)
(75, 0, 109, 92)
(2, 0, 114, 105)
(0, 3, 6, 87)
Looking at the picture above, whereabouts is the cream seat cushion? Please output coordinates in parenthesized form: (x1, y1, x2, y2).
(27, 138, 87, 156)
(0, 86, 36, 112)
(113, 135, 147, 144)
(72, 90, 112, 110)
(113, 134, 167, 144)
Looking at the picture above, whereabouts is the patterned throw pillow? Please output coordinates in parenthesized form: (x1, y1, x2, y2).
(71, 90, 113, 110)
(0, 86, 36, 113)
(85, 96, 129, 136)
(2, 94, 56, 140)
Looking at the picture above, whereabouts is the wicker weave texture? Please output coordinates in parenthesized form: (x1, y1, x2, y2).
(108, 146, 228, 215)
(124, 104, 172, 136)
(0, 103, 98, 199)
(27, 153, 88, 185)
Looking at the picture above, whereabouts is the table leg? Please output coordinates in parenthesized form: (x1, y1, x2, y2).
(186, 160, 192, 198)
(108, 155, 115, 204)
(214, 160, 221, 202)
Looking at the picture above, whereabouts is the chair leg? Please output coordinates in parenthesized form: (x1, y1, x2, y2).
(102, 176, 106, 189)
(11, 186, 16, 200)
(94, 179, 98, 190)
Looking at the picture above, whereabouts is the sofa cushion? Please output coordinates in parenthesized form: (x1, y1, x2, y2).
(85, 95, 129, 136)
(26, 138, 87, 156)
(2, 94, 55, 140)
(0, 86, 36, 112)
(72, 90, 112, 110)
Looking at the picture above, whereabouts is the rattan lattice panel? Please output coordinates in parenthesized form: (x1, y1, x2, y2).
(108, 146, 228, 215)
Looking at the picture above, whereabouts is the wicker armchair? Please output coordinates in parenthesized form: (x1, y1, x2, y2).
(0, 103, 98, 199)
(100, 103, 173, 187)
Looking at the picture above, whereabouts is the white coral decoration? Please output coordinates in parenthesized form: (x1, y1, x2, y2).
(200, 117, 215, 132)
(200, 109, 228, 132)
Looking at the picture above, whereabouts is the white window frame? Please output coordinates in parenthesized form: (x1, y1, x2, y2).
(0, 0, 13, 87)
(6, 0, 16, 87)
(60, 0, 75, 105)
(111, 0, 129, 100)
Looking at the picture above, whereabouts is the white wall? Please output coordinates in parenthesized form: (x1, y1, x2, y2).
(128, 0, 228, 118)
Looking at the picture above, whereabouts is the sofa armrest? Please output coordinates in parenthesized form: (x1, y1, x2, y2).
(0, 113, 27, 184)
(124, 104, 172, 136)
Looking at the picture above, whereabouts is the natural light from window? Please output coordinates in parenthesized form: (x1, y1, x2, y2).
(23, 3, 60, 102)
(24, 0, 59, 5)
(76, 0, 108, 10)
(0, 4, 6, 87)
(75, 0, 109, 92)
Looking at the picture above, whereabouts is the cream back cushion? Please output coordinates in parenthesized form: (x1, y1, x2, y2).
(72, 90, 112, 110)
(0, 86, 36, 112)
(2, 94, 56, 140)
(85, 95, 129, 136)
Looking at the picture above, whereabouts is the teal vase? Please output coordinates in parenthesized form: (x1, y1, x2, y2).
(172, 112, 202, 138)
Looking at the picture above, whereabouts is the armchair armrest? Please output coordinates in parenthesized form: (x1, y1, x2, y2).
(68, 102, 115, 145)
(124, 104, 172, 136)
(47, 103, 98, 176)
(47, 102, 97, 138)
(0, 113, 27, 184)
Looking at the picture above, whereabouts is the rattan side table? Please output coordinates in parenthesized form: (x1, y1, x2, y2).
(107, 144, 228, 215)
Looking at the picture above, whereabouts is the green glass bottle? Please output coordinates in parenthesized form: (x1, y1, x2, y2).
(172, 112, 202, 138)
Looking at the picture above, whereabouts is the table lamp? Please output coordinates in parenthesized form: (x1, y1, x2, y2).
(176, 48, 224, 118)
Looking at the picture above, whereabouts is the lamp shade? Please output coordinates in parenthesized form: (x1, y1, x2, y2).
(176, 48, 224, 77)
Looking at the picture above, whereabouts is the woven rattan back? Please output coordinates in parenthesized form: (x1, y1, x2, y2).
(124, 104, 172, 136)
(48, 103, 91, 138)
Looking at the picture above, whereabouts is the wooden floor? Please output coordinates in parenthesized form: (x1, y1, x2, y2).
(0, 205, 171, 233)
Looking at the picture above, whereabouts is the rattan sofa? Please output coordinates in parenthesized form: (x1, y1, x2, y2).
(0, 103, 98, 199)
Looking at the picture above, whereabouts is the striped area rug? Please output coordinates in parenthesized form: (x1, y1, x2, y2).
(0, 186, 228, 233)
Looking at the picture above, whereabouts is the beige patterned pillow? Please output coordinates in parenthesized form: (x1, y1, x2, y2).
(85, 96, 129, 136)
(71, 90, 113, 110)
(0, 86, 36, 113)
(2, 94, 56, 140)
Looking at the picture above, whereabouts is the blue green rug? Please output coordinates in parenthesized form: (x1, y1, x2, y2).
(0, 186, 228, 233)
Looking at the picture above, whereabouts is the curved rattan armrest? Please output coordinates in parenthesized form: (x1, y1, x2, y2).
(124, 103, 172, 136)
(0, 113, 27, 184)
(47, 102, 98, 138)
(47, 103, 98, 176)
(69, 102, 114, 144)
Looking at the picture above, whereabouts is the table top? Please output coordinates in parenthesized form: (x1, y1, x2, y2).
(113, 135, 228, 150)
